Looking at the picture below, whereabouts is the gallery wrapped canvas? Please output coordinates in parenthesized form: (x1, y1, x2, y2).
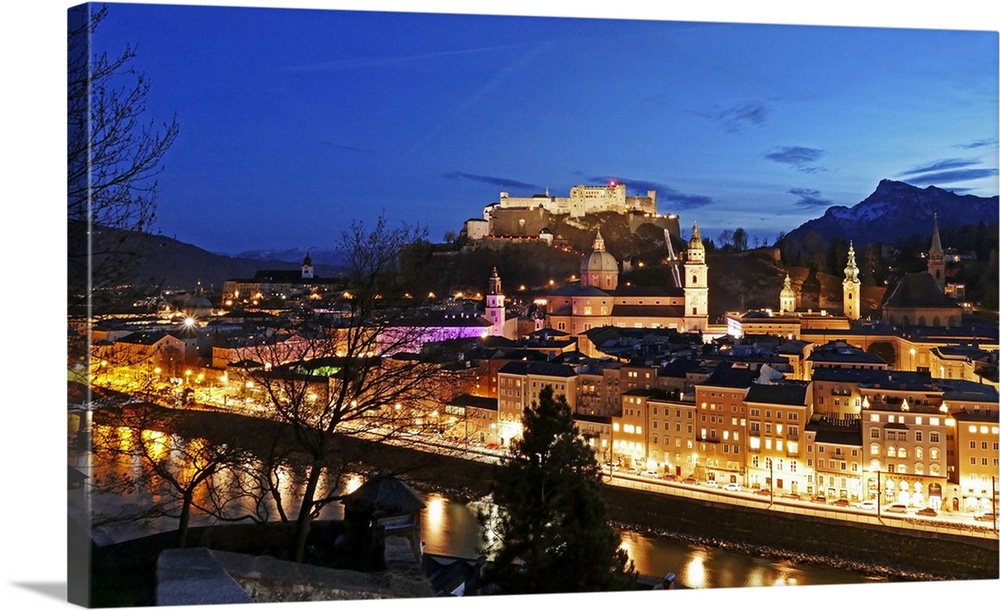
(63, 1, 998, 608)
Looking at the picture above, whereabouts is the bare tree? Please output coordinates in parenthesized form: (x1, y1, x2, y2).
(236, 217, 472, 562)
(67, 4, 179, 311)
(90, 403, 253, 548)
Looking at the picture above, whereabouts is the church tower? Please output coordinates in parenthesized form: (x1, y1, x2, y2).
(779, 273, 797, 314)
(486, 267, 506, 337)
(301, 252, 314, 279)
(842, 242, 861, 320)
(927, 212, 945, 290)
(684, 221, 709, 331)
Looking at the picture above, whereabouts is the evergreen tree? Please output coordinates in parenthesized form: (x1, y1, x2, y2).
(480, 386, 636, 595)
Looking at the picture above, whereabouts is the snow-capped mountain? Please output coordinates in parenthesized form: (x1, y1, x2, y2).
(783, 179, 998, 248)
(230, 247, 348, 269)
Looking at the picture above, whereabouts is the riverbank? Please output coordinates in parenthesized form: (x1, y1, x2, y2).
(393, 451, 998, 584)
(86, 402, 998, 584)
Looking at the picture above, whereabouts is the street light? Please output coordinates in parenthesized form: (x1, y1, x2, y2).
(769, 458, 774, 507)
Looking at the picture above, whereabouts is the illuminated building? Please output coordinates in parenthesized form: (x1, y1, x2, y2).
(745, 380, 812, 494)
(694, 363, 757, 484)
(544, 222, 708, 335)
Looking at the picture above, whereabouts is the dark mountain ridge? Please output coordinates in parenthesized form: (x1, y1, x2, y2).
(69, 221, 345, 293)
(783, 179, 998, 249)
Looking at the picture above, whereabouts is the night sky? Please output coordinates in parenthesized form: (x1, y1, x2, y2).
(80, 1, 998, 255)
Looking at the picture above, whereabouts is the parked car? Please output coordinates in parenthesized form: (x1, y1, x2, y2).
(885, 503, 908, 513)
(916, 507, 937, 517)
(701, 480, 719, 488)
(784, 492, 802, 500)
(660, 473, 678, 481)
(681, 477, 698, 485)
(831, 498, 851, 507)
(753, 487, 772, 496)
(640, 470, 660, 478)
(723, 483, 741, 492)
(810, 495, 827, 503)
(856, 500, 877, 511)
(974, 511, 995, 522)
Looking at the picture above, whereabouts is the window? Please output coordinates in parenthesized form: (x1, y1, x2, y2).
(915, 431, 922, 442)
(930, 432, 940, 443)
(870, 428, 881, 439)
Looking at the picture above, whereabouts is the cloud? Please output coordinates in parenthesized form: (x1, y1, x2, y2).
(902, 168, 999, 185)
(763, 146, 825, 173)
(586, 175, 713, 210)
(700, 102, 771, 133)
(899, 158, 979, 177)
(662, 188, 714, 210)
(954, 138, 998, 150)
(442, 171, 543, 191)
(897, 157, 999, 185)
(789, 187, 833, 208)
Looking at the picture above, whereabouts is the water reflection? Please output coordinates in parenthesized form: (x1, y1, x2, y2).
(75, 422, 880, 590)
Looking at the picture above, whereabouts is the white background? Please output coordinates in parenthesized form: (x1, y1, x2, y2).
(2, 1, 997, 609)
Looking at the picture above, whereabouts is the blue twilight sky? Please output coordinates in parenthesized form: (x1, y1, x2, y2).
(86, 1, 999, 255)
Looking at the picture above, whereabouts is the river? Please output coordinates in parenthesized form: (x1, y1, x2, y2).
(69, 421, 884, 590)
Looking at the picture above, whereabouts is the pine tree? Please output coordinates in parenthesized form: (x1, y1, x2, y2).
(480, 385, 636, 595)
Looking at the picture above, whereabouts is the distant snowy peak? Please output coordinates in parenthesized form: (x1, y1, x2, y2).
(784, 179, 998, 247)
(231, 247, 348, 268)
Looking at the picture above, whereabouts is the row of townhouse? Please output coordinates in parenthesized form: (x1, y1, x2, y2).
(483, 352, 997, 515)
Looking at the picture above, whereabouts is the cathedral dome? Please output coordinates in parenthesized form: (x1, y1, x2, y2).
(581, 249, 618, 274)
(580, 230, 617, 273)
(580, 230, 618, 290)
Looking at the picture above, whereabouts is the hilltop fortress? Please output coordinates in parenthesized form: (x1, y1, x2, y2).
(465, 181, 677, 241)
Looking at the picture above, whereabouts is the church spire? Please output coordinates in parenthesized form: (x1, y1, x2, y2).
(592, 230, 606, 252)
(844, 241, 859, 284)
(689, 221, 703, 250)
(780, 272, 796, 314)
(842, 241, 860, 320)
(929, 211, 943, 255)
(927, 212, 945, 289)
